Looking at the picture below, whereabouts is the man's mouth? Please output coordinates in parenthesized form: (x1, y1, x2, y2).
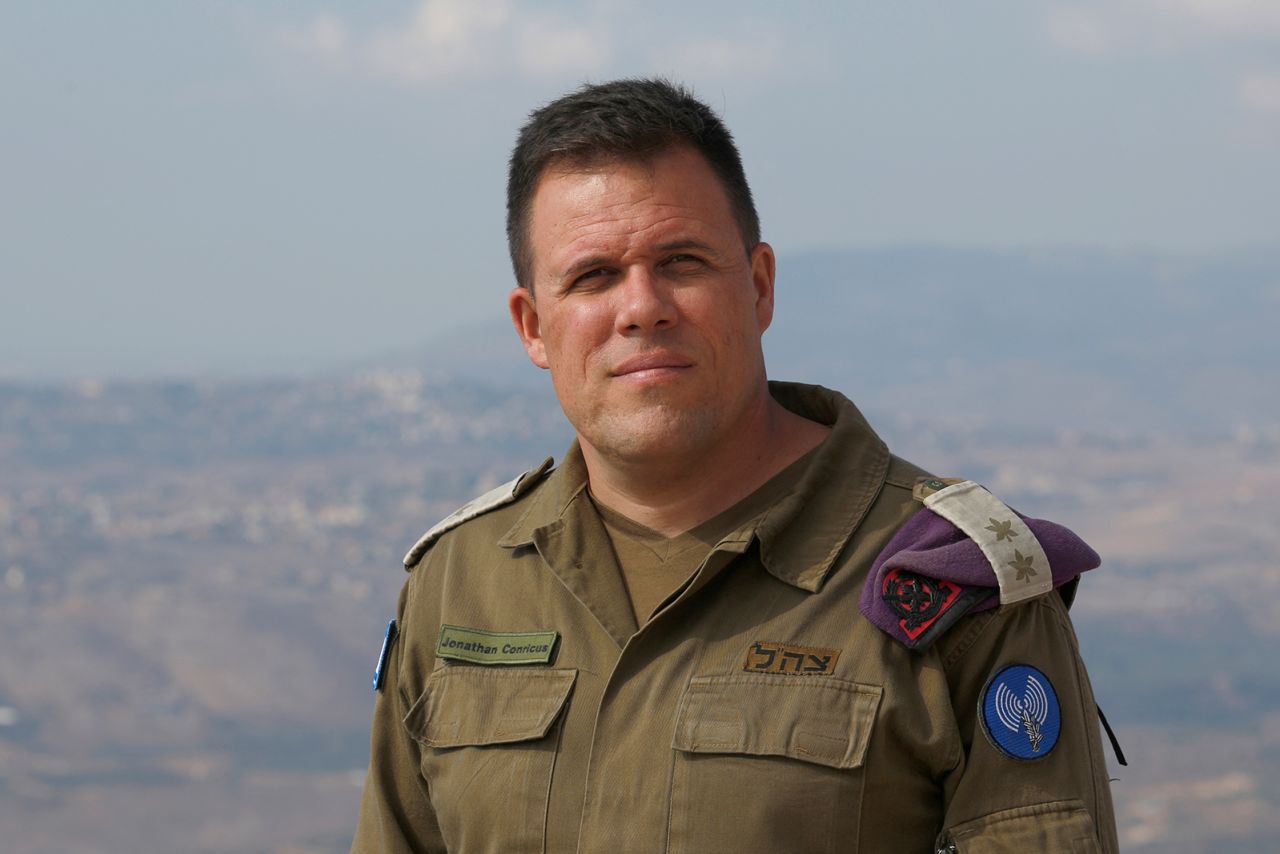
(610, 352, 694, 378)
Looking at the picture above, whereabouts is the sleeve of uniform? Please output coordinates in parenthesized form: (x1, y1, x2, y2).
(933, 592, 1120, 853)
(351, 577, 446, 854)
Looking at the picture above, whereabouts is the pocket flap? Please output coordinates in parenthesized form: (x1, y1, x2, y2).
(405, 667, 577, 748)
(944, 799, 1100, 853)
(672, 674, 881, 770)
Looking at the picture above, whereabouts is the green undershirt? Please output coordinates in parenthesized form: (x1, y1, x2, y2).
(590, 448, 818, 625)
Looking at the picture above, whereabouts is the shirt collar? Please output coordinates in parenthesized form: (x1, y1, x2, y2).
(497, 444, 590, 550)
(498, 382, 890, 594)
(751, 382, 889, 591)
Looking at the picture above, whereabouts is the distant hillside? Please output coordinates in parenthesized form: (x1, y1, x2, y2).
(401, 247, 1280, 435)
(2, 371, 1277, 852)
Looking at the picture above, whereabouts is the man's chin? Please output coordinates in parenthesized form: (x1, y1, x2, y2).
(581, 407, 719, 464)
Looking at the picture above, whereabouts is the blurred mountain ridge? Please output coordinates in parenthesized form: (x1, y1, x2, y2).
(373, 246, 1280, 434)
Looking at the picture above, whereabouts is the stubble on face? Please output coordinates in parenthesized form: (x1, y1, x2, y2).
(582, 379, 732, 464)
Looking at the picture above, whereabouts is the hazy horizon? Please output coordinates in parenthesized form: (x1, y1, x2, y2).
(6, 242, 1279, 383)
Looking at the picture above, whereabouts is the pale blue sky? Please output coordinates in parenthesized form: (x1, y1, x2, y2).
(3, 0, 1277, 378)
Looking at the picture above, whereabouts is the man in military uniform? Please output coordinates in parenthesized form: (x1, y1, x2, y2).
(352, 79, 1120, 853)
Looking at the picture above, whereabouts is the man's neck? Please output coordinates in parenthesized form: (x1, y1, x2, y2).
(580, 393, 831, 537)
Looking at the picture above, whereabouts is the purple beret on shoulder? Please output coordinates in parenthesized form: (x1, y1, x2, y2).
(859, 480, 1100, 651)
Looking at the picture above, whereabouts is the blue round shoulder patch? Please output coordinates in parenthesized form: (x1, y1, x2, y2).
(979, 663, 1061, 760)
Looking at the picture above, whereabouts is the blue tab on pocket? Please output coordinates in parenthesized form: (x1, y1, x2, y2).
(373, 619, 399, 692)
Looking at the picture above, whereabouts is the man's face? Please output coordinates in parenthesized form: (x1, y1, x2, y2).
(509, 145, 776, 464)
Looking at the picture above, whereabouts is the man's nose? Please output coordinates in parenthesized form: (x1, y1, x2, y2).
(615, 267, 677, 334)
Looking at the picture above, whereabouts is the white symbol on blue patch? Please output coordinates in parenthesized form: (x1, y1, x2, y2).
(980, 663, 1061, 760)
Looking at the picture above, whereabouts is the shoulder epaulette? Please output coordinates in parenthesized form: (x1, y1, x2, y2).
(859, 478, 1100, 651)
(402, 457, 555, 569)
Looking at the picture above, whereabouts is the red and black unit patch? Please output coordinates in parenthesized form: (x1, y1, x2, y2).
(881, 569, 985, 650)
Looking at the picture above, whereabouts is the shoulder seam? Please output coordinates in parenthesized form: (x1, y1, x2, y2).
(940, 608, 998, 669)
(884, 455, 934, 491)
(940, 594, 1069, 670)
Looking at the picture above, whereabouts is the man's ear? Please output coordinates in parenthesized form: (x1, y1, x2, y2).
(750, 241, 777, 333)
(508, 287, 550, 369)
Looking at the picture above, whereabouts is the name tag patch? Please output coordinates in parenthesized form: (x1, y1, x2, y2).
(435, 624, 559, 666)
(743, 641, 840, 675)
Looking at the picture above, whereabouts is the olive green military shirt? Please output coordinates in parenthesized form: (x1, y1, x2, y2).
(594, 446, 816, 625)
(352, 382, 1118, 853)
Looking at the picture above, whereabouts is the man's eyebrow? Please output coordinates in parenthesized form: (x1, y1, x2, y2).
(654, 239, 716, 255)
(559, 255, 613, 282)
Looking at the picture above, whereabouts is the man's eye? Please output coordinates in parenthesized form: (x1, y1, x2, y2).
(664, 254, 703, 267)
(572, 268, 611, 286)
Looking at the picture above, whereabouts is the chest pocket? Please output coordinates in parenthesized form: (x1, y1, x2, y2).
(667, 674, 881, 854)
(405, 666, 576, 854)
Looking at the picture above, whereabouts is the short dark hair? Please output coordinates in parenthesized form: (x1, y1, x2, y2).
(506, 78, 760, 289)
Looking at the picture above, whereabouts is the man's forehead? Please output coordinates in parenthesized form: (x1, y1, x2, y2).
(522, 144, 744, 292)
(532, 147, 725, 226)
(534, 185, 718, 271)
(532, 143, 727, 209)
(531, 156, 662, 220)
